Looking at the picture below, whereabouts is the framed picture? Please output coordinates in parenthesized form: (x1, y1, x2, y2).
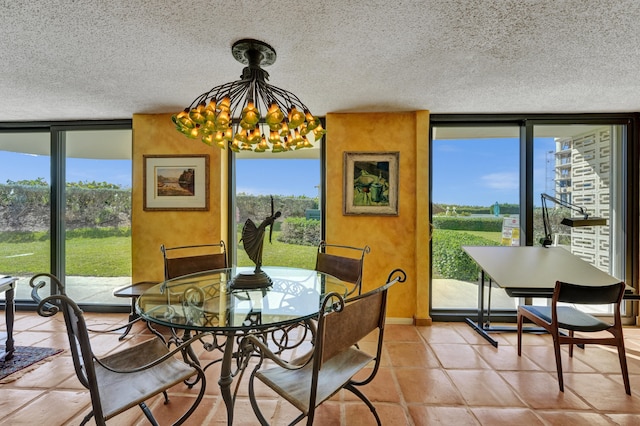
(143, 155, 209, 211)
(343, 151, 399, 215)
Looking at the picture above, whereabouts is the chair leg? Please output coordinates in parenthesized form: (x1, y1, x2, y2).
(568, 330, 574, 357)
(617, 340, 631, 395)
(551, 332, 565, 392)
(139, 402, 159, 426)
(248, 369, 270, 426)
(173, 366, 207, 426)
(80, 410, 95, 426)
(517, 311, 523, 356)
(344, 383, 381, 426)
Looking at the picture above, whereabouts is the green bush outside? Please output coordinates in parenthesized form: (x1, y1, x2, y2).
(432, 216, 503, 232)
(278, 217, 321, 247)
(432, 229, 498, 281)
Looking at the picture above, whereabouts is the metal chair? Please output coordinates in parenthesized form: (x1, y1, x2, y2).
(315, 240, 370, 296)
(517, 280, 630, 395)
(243, 268, 406, 425)
(30, 273, 207, 426)
(162, 240, 227, 279)
(113, 241, 227, 340)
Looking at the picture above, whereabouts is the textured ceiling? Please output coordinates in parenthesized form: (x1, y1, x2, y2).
(2, 0, 640, 122)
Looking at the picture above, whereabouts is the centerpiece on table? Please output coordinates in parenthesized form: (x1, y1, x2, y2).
(231, 196, 280, 289)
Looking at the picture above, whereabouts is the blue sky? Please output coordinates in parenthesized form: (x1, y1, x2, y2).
(1, 138, 554, 205)
(432, 137, 555, 206)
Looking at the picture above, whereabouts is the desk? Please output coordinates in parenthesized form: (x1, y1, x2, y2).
(1, 276, 18, 361)
(137, 266, 347, 425)
(463, 246, 626, 347)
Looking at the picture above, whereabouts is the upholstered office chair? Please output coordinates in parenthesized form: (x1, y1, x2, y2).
(30, 273, 207, 426)
(315, 240, 370, 296)
(517, 280, 630, 395)
(162, 240, 227, 280)
(244, 268, 406, 425)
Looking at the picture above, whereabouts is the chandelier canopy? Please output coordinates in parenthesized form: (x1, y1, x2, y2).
(172, 39, 325, 153)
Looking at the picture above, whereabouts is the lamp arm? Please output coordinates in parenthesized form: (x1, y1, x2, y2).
(539, 193, 591, 247)
(540, 193, 589, 218)
(540, 195, 553, 247)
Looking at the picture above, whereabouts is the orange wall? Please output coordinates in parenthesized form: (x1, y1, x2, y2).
(131, 111, 431, 323)
(131, 114, 227, 283)
(325, 111, 431, 323)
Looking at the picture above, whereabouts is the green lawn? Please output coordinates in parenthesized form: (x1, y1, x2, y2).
(0, 231, 316, 276)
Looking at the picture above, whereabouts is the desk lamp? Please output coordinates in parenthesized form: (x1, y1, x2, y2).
(539, 193, 607, 247)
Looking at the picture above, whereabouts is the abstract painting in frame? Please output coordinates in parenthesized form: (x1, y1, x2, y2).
(343, 151, 399, 215)
(143, 155, 209, 211)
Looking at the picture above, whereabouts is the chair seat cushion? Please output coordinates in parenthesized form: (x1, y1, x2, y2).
(95, 339, 196, 420)
(520, 305, 611, 332)
(255, 347, 373, 413)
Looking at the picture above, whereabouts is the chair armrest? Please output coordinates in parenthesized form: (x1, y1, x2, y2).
(95, 332, 209, 373)
(242, 334, 311, 371)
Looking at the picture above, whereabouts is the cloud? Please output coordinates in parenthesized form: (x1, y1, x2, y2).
(481, 172, 518, 190)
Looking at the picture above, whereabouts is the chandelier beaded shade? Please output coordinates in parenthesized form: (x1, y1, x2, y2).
(172, 39, 325, 153)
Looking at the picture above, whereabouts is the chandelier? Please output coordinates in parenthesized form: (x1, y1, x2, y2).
(172, 39, 325, 153)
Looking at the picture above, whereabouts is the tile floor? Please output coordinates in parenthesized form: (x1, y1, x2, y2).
(3, 311, 640, 425)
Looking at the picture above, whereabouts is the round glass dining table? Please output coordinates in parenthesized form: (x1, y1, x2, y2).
(136, 266, 348, 425)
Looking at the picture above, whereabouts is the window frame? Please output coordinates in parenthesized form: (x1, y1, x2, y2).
(429, 113, 639, 322)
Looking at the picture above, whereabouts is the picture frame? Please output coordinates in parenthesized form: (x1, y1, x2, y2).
(343, 151, 399, 216)
(143, 155, 209, 211)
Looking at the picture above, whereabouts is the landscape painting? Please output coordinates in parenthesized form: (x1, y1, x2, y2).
(144, 155, 209, 211)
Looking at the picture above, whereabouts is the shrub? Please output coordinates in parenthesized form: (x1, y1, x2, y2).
(433, 216, 503, 232)
(278, 217, 321, 247)
(432, 229, 498, 281)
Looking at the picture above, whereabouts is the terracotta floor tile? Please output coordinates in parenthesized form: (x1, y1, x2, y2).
(408, 405, 479, 426)
(383, 324, 422, 342)
(386, 340, 440, 368)
(417, 322, 469, 344)
(498, 371, 590, 409)
(471, 407, 545, 425)
(564, 372, 640, 411)
(346, 367, 402, 403)
(447, 369, 526, 407)
(395, 368, 465, 405)
(537, 410, 616, 425)
(430, 343, 491, 369)
(7, 311, 640, 425)
(474, 343, 543, 371)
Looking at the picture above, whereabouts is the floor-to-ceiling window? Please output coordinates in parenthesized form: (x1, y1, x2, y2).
(430, 125, 521, 313)
(63, 128, 132, 305)
(0, 131, 51, 303)
(531, 123, 626, 314)
(429, 115, 636, 322)
(0, 122, 132, 309)
(231, 146, 322, 270)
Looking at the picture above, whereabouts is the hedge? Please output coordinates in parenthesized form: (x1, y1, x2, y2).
(278, 217, 321, 247)
(432, 216, 503, 232)
(432, 229, 498, 281)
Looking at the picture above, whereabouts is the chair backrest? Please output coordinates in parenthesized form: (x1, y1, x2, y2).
(315, 241, 370, 295)
(30, 273, 106, 421)
(161, 241, 227, 280)
(315, 268, 405, 369)
(554, 280, 625, 305)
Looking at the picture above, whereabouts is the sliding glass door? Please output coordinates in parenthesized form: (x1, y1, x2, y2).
(232, 148, 322, 270)
(430, 125, 520, 312)
(63, 129, 132, 305)
(430, 116, 632, 320)
(532, 124, 625, 314)
(0, 132, 51, 302)
(0, 123, 132, 308)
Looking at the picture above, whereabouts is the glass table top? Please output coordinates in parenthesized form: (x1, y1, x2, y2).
(137, 266, 348, 332)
